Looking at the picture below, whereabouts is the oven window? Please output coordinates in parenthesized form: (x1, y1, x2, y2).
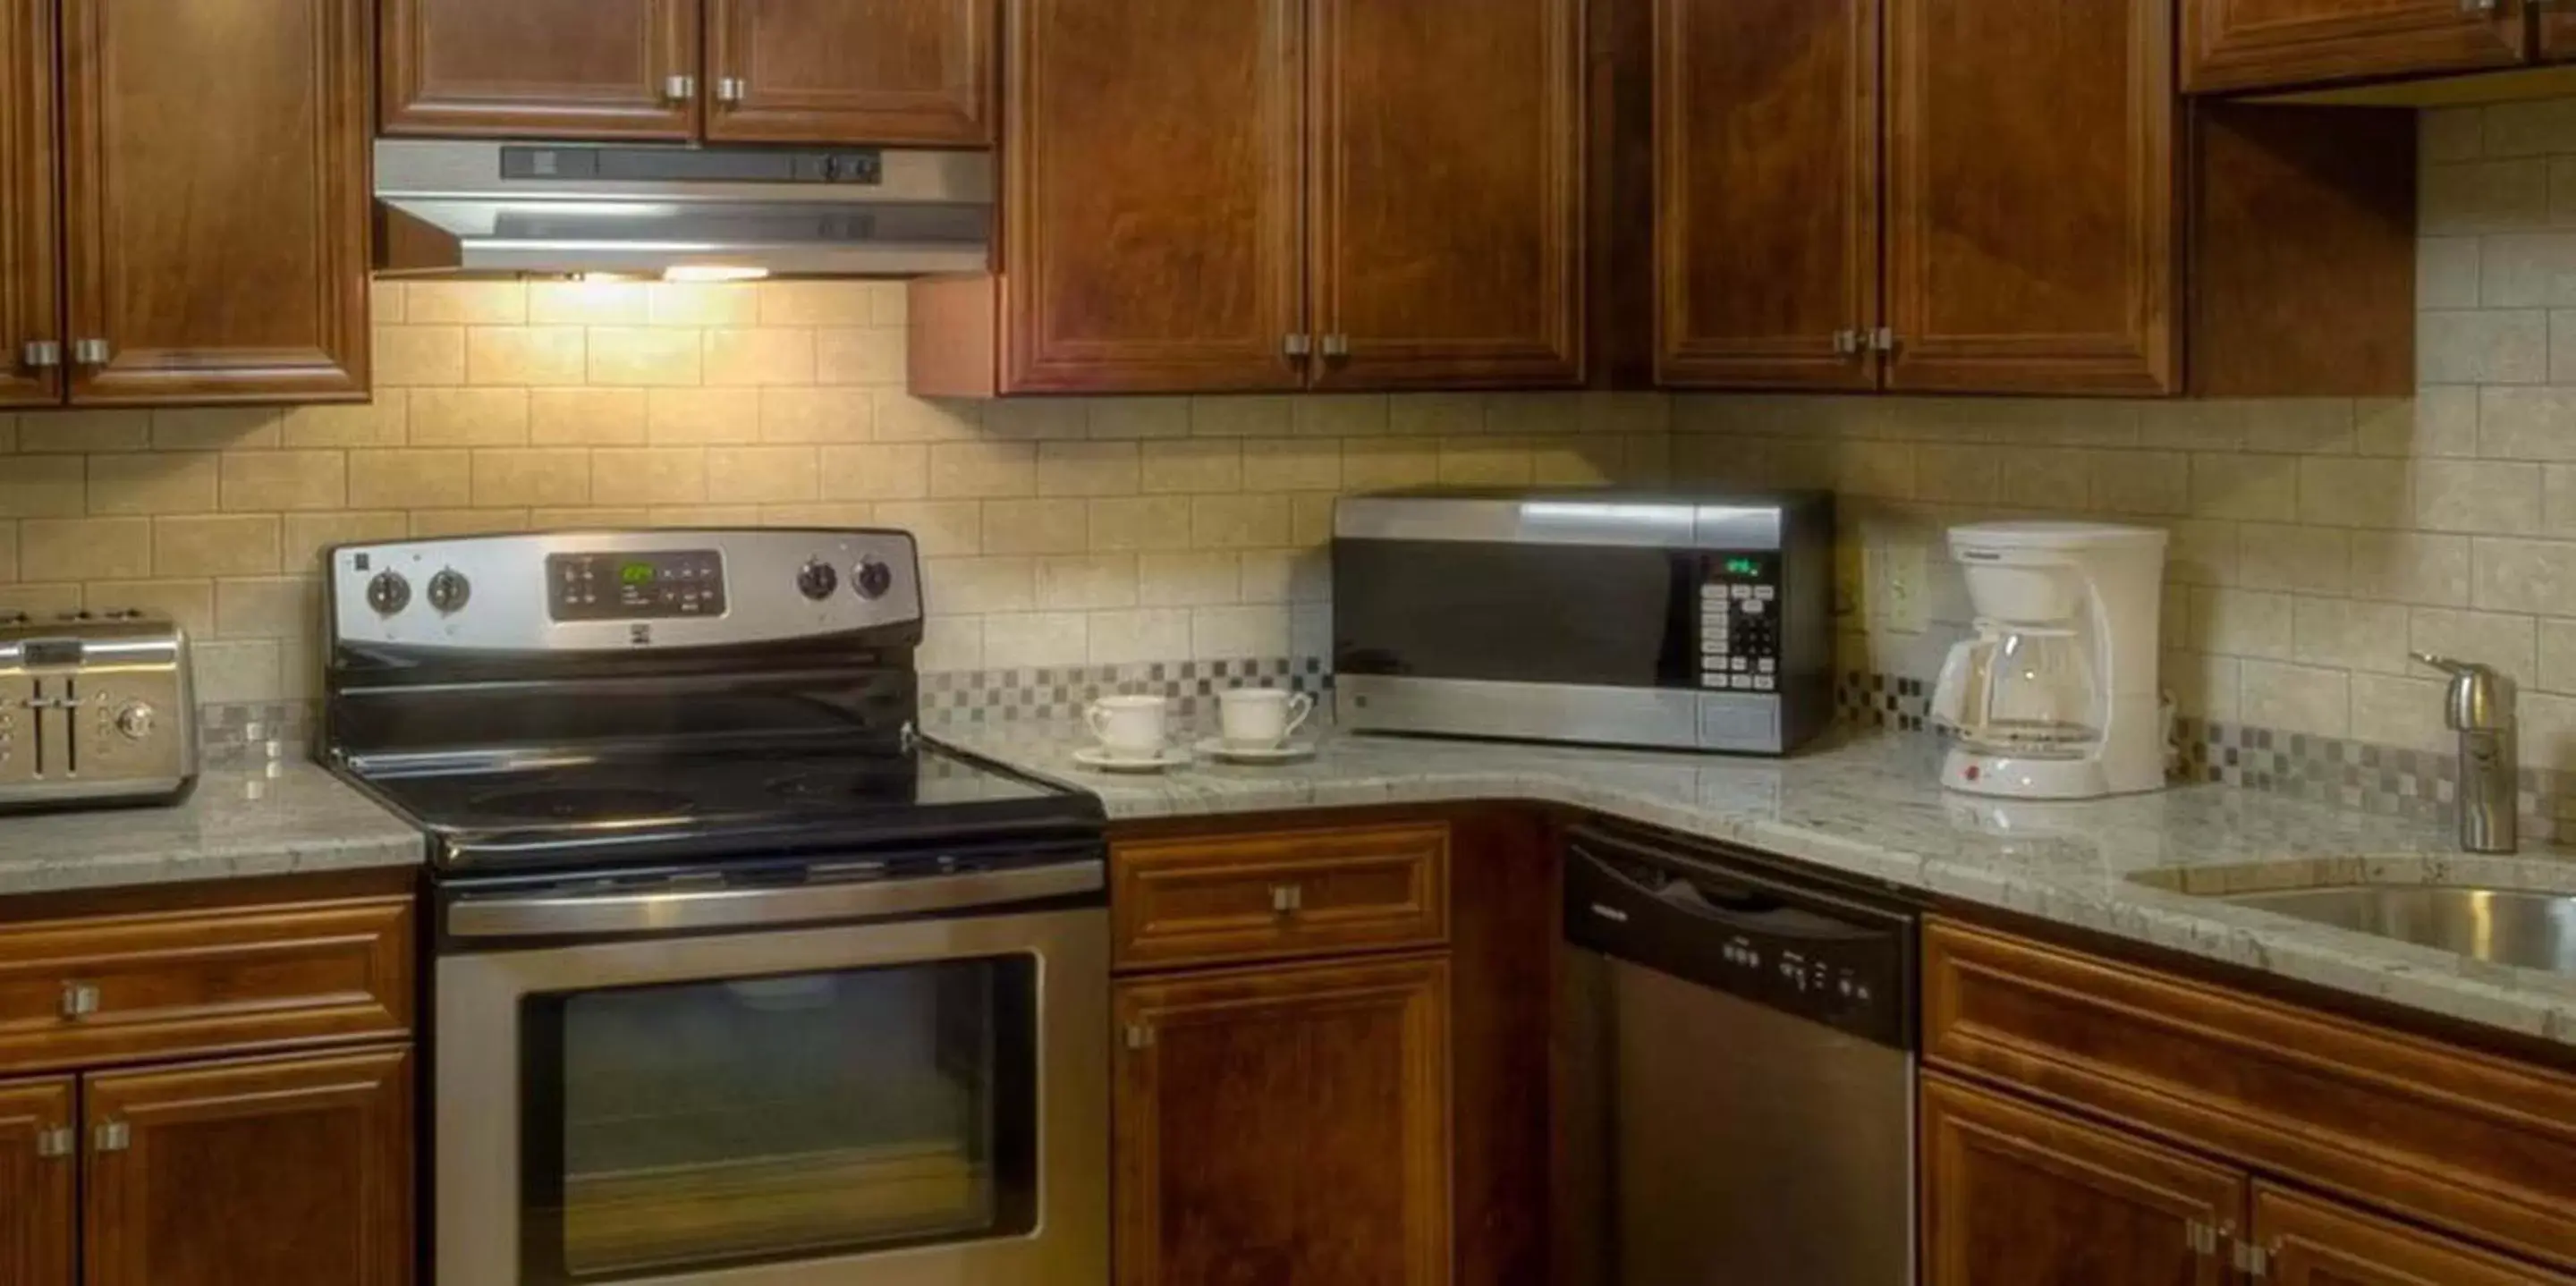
(517, 955, 1039, 1283)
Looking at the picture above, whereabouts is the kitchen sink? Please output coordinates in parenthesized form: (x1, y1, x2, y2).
(2217, 885, 2576, 978)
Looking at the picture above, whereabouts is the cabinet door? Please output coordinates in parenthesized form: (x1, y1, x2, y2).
(1655, 0, 1877, 391)
(2546, 8, 2576, 62)
(60, 0, 369, 406)
(84, 1047, 411, 1286)
(0, 1079, 72, 1286)
(2185, 0, 2528, 93)
(1001, 0, 1306, 393)
(2258, 1186, 2576, 1286)
(1923, 1075, 2243, 1286)
(1307, 0, 1583, 389)
(380, 0, 699, 140)
(1885, 0, 2178, 395)
(0, 0, 57, 408)
(707, 0, 993, 146)
(1115, 956, 1450, 1286)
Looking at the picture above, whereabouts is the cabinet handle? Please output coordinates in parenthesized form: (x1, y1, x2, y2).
(664, 74, 697, 103)
(1869, 327, 1896, 354)
(716, 77, 747, 106)
(1122, 1023, 1155, 1051)
(33, 1126, 72, 1159)
(1832, 329, 1860, 357)
(1269, 883, 1303, 914)
(60, 982, 100, 1018)
(1320, 334, 1351, 360)
(70, 338, 110, 367)
(19, 340, 60, 370)
(1284, 334, 1312, 360)
(93, 1121, 130, 1154)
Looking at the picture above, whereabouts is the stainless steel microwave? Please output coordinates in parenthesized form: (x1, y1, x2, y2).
(1332, 489, 1835, 754)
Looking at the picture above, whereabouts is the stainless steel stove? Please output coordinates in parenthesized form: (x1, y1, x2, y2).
(320, 529, 1106, 1286)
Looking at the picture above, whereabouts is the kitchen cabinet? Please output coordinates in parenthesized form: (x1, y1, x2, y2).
(382, 0, 992, 147)
(1922, 1074, 2242, 1286)
(84, 1048, 411, 1286)
(58, 0, 369, 405)
(1111, 822, 1450, 971)
(2258, 1185, 2576, 1286)
(2182, 0, 2529, 94)
(0, 1078, 72, 1286)
(1114, 955, 1451, 1286)
(911, 0, 1585, 396)
(2546, 8, 2576, 60)
(0, 0, 56, 409)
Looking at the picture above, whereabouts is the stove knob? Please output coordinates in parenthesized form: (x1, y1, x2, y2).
(796, 559, 840, 601)
(114, 700, 154, 740)
(852, 557, 894, 601)
(366, 570, 411, 616)
(426, 569, 471, 614)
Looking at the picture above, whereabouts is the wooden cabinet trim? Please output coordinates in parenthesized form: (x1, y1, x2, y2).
(0, 897, 413, 1075)
(1, 0, 61, 409)
(2183, 0, 2529, 95)
(1925, 918, 2576, 1271)
(705, 0, 995, 147)
(0, 1076, 74, 1286)
(379, 0, 699, 140)
(2257, 1183, 2576, 1286)
(1112, 822, 1451, 970)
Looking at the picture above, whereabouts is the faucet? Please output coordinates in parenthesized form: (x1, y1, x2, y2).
(2412, 653, 2518, 854)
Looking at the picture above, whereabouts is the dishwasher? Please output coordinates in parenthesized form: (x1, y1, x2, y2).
(1560, 821, 1918, 1286)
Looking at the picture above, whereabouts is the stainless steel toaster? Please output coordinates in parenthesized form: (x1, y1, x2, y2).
(0, 612, 198, 810)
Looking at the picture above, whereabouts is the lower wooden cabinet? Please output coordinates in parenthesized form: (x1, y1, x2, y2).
(1113, 953, 1451, 1286)
(2258, 1186, 2576, 1286)
(0, 1077, 72, 1286)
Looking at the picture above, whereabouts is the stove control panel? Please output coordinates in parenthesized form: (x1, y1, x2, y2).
(547, 549, 729, 621)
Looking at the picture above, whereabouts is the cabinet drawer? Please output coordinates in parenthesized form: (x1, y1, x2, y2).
(1113, 824, 1450, 970)
(1924, 917, 2576, 1272)
(0, 897, 412, 1074)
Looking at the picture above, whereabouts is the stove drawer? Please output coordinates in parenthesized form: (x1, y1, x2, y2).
(1112, 823, 1450, 971)
(0, 897, 412, 1074)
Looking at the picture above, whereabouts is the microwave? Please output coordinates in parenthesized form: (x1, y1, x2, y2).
(1332, 489, 1835, 754)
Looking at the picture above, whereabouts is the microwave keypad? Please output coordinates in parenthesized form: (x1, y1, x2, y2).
(1699, 557, 1780, 693)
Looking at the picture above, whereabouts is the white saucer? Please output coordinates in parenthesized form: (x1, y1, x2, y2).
(1194, 737, 1318, 764)
(1073, 745, 1192, 774)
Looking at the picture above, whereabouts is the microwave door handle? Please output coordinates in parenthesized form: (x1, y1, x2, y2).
(445, 860, 1104, 939)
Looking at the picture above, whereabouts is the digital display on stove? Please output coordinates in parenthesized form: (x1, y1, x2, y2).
(547, 550, 728, 622)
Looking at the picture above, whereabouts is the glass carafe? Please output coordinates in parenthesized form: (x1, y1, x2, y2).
(1948, 623, 2100, 758)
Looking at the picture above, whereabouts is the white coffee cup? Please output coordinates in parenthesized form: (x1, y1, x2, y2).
(1218, 688, 1315, 750)
(1086, 694, 1170, 761)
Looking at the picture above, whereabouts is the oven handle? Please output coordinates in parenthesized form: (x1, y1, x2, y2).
(445, 859, 1104, 940)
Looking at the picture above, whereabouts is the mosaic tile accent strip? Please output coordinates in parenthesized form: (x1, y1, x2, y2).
(1835, 671, 1930, 732)
(198, 701, 318, 766)
(920, 656, 1333, 728)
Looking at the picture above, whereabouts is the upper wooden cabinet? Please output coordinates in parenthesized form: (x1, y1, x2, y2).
(382, 0, 993, 146)
(58, 0, 370, 406)
(0, 0, 57, 410)
(913, 0, 1586, 397)
(2182, 0, 2529, 93)
(0, 1078, 72, 1286)
(381, 0, 699, 140)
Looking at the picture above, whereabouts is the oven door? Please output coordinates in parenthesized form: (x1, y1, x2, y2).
(435, 864, 1108, 1286)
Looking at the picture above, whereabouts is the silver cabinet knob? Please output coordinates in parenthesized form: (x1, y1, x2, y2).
(32, 1126, 71, 1159)
(60, 982, 100, 1018)
(716, 77, 747, 105)
(19, 340, 60, 370)
(1319, 334, 1351, 360)
(1284, 334, 1313, 360)
(70, 338, 110, 366)
(663, 74, 697, 103)
(1269, 884, 1303, 915)
(1832, 329, 1860, 356)
(114, 701, 154, 740)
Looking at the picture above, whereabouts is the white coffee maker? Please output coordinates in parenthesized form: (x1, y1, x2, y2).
(1930, 521, 2167, 800)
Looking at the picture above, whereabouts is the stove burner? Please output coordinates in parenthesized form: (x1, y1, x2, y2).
(468, 787, 696, 822)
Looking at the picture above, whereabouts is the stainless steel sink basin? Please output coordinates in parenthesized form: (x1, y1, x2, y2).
(2220, 885, 2576, 977)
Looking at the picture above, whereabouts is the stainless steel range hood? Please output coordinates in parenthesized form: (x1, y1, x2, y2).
(373, 140, 993, 278)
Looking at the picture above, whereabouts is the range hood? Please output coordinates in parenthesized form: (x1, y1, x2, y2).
(374, 140, 993, 278)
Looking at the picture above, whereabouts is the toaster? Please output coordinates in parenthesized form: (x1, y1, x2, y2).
(0, 612, 198, 810)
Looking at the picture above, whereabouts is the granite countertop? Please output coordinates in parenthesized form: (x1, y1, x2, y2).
(935, 720, 2576, 1049)
(0, 757, 425, 898)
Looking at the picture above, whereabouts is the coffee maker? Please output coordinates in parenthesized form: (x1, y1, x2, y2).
(1929, 521, 2167, 800)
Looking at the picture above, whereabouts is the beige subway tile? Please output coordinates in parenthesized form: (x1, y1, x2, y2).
(2349, 673, 2450, 753)
(2417, 236, 2482, 309)
(1140, 440, 1241, 494)
(1343, 440, 1441, 492)
(758, 282, 881, 326)
(1387, 393, 1485, 438)
(1191, 495, 1291, 549)
(1139, 552, 1239, 606)
(2355, 386, 2473, 458)
(1292, 395, 1388, 439)
(2487, 97, 2576, 157)
(155, 515, 279, 578)
(528, 507, 657, 529)
(2188, 453, 2296, 522)
(1290, 495, 1335, 547)
(929, 442, 1037, 498)
(0, 584, 81, 615)
(818, 444, 930, 501)
(1913, 445, 2000, 504)
(1089, 496, 1194, 552)
(369, 279, 405, 325)
(2087, 450, 2189, 516)
(2483, 232, 2576, 308)
(2410, 606, 2538, 684)
(219, 451, 344, 512)
(702, 446, 820, 503)
(1191, 605, 1289, 660)
(2414, 459, 2542, 533)
(1531, 436, 1620, 486)
(757, 503, 873, 528)
(90, 580, 214, 636)
(0, 413, 14, 453)
(2479, 385, 2576, 460)
(646, 505, 760, 526)
(2552, 312, 2576, 384)
(191, 639, 285, 703)
(1622, 435, 1674, 486)
(2296, 456, 2409, 528)
(2190, 587, 2294, 660)
(408, 281, 528, 325)
(869, 282, 909, 327)
(2419, 309, 2547, 385)
(1979, 399, 2141, 449)
(589, 326, 702, 386)
(917, 614, 983, 673)
(1038, 441, 1141, 497)
(409, 388, 530, 446)
(2540, 617, 2576, 693)
(473, 449, 594, 507)
(2238, 523, 2349, 594)
(530, 388, 648, 445)
(2290, 596, 2409, 674)
(1190, 396, 1294, 439)
(647, 283, 760, 327)
(411, 508, 528, 537)
(704, 328, 815, 387)
(983, 499, 1089, 554)
(20, 410, 147, 453)
(1997, 448, 2089, 511)
(350, 450, 470, 509)
(150, 407, 282, 451)
(2136, 402, 2245, 452)
(760, 388, 875, 444)
(985, 400, 1089, 442)
(1439, 437, 1535, 486)
(282, 512, 407, 571)
(213, 576, 317, 640)
(983, 613, 1089, 667)
(374, 326, 466, 386)
(2420, 158, 2550, 233)
(589, 449, 708, 505)
(1086, 608, 1191, 665)
(2160, 520, 2233, 589)
(1585, 392, 1672, 436)
(1485, 393, 1585, 439)
(1244, 438, 1343, 492)
(873, 500, 981, 556)
(2541, 464, 2576, 534)
(1829, 441, 1911, 499)
(89, 453, 216, 516)
(2522, 690, 2576, 770)
(1238, 549, 1294, 604)
(1086, 397, 1191, 441)
(529, 281, 648, 326)
(875, 393, 983, 442)
(469, 326, 587, 385)
(2349, 531, 2471, 606)
(645, 388, 758, 444)
(2424, 106, 2482, 162)
(1037, 554, 1138, 610)
(928, 556, 1036, 613)
(815, 327, 906, 385)
(0, 523, 16, 583)
(2163, 651, 2241, 724)
(278, 402, 405, 449)
(2472, 537, 2576, 613)
(2238, 660, 2351, 738)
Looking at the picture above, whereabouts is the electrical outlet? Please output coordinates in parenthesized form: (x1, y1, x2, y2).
(1873, 543, 1927, 636)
